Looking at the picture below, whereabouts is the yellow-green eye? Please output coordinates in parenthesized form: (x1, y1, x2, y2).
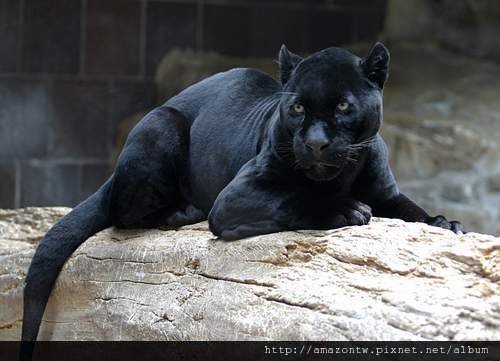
(293, 103, 305, 114)
(337, 102, 350, 112)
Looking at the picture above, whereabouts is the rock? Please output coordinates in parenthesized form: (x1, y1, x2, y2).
(385, 0, 434, 42)
(430, 0, 500, 62)
(1, 207, 499, 341)
(381, 118, 492, 179)
(385, 0, 500, 62)
(382, 43, 500, 235)
(0, 207, 70, 243)
(487, 173, 500, 193)
(155, 49, 278, 103)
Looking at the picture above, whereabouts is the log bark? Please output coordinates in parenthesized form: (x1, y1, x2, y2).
(0, 207, 499, 341)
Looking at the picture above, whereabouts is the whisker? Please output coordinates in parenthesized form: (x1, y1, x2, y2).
(348, 138, 379, 150)
(352, 135, 379, 147)
(354, 140, 376, 147)
(243, 93, 281, 123)
(347, 145, 369, 152)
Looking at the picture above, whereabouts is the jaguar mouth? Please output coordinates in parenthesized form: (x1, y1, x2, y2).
(303, 161, 344, 182)
(293, 160, 343, 174)
(316, 162, 341, 169)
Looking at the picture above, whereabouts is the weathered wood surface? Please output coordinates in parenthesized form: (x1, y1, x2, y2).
(1, 207, 499, 341)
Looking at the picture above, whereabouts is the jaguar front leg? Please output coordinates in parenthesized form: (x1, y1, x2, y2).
(208, 159, 372, 240)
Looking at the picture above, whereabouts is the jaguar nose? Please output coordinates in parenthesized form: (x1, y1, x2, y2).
(304, 123, 331, 157)
(305, 139, 330, 155)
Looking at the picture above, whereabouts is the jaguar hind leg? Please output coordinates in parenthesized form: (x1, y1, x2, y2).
(115, 204, 205, 229)
(109, 106, 204, 229)
(164, 204, 206, 227)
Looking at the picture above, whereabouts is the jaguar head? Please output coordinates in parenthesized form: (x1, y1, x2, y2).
(277, 43, 390, 181)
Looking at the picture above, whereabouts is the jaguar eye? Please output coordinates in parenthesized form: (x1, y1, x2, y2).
(337, 102, 350, 112)
(293, 103, 305, 114)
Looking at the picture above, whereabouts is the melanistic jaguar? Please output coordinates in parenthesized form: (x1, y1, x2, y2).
(21, 43, 462, 358)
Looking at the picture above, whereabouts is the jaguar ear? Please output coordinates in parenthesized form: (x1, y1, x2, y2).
(279, 44, 303, 86)
(362, 42, 390, 89)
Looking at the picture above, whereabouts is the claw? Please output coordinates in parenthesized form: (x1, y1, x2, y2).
(332, 199, 372, 228)
(426, 215, 464, 235)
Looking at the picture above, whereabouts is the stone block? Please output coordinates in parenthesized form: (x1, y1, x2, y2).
(0, 161, 16, 208)
(20, 161, 80, 207)
(146, 1, 197, 76)
(0, 79, 49, 158)
(85, 0, 142, 76)
(23, 0, 81, 74)
(48, 79, 111, 158)
(0, 0, 20, 73)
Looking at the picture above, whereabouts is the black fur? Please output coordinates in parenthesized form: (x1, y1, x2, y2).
(20, 43, 463, 358)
